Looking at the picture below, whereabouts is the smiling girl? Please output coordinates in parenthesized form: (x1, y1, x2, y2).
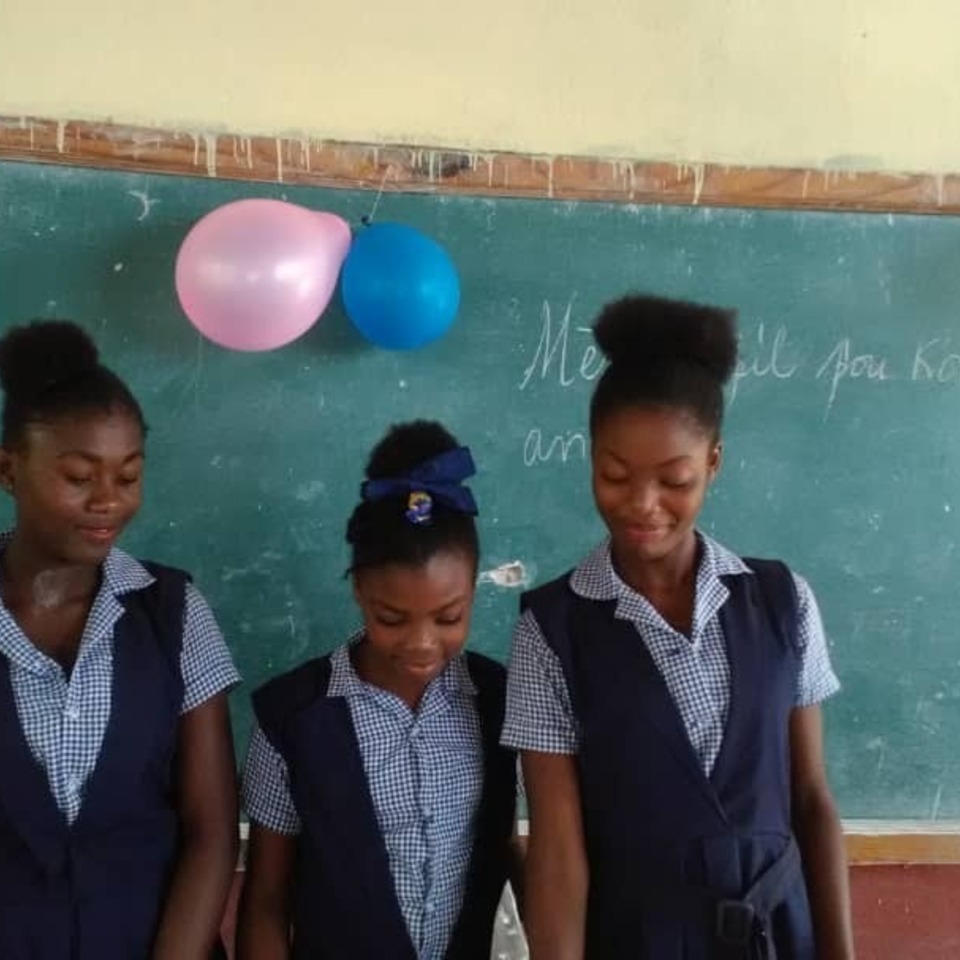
(238, 420, 519, 960)
(0, 320, 240, 960)
(502, 295, 854, 960)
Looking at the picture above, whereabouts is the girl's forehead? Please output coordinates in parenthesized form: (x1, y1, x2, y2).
(594, 406, 713, 453)
(358, 552, 476, 592)
(24, 410, 144, 454)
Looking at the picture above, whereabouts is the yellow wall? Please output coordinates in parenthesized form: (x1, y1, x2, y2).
(2, 0, 958, 173)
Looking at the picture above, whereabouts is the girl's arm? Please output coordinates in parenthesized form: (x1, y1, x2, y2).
(235, 824, 295, 960)
(790, 704, 855, 960)
(151, 694, 239, 960)
(522, 751, 589, 960)
(508, 825, 528, 918)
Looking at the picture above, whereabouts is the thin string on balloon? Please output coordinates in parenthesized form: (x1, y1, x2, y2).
(360, 164, 397, 227)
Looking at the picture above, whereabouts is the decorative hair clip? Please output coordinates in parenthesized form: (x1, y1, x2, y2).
(361, 446, 479, 523)
(405, 490, 433, 525)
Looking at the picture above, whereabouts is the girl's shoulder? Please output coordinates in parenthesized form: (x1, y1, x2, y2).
(256, 650, 335, 694)
(450, 651, 509, 710)
(106, 549, 186, 595)
(462, 650, 508, 697)
(252, 651, 338, 729)
(463, 649, 505, 674)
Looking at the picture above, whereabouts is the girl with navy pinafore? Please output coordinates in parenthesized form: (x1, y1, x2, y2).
(0, 321, 241, 960)
(238, 420, 519, 960)
(502, 296, 855, 959)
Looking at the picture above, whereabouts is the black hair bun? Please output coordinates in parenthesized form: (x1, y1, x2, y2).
(0, 320, 100, 401)
(593, 294, 737, 386)
(365, 420, 460, 480)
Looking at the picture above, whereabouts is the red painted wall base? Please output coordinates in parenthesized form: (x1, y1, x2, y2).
(852, 865, 960, 959)
(220, 865, 960, 958)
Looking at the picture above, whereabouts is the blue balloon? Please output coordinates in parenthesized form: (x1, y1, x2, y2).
(341, 223, 461, 350)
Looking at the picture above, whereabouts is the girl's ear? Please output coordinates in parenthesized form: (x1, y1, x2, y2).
(707, 442, 723, 483)
(0, 447, 17, 496)
(352, 573, 368, 613)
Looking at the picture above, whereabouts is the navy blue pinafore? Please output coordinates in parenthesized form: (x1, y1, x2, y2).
(0, 564, 209, 960)
(523, 559, 814, 960)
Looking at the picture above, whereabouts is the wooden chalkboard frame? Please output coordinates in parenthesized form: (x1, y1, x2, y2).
(2, 113, 958, 864)
(2, 115, 960, 215)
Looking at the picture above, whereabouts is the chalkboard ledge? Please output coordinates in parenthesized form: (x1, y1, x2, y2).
(844, 820, 960, 865)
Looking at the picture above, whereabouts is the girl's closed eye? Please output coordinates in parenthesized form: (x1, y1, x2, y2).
(661, 476, 695, 490)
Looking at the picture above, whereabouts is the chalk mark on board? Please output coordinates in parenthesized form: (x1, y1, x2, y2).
(294, 480, 327, 504)
(478, 561, 530, 589)
(814, 338, 892, 419)
(127, 190, 160, 221)
(931, 782, 944, 820)
(172, 333, 206, 415)
(865, 737, 886, 775)
(519, 297, 606, 391)
(193, 335, 205, 409)
(523, 429, 586, 466)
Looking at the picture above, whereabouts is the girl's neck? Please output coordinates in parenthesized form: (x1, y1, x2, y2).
(350, 641, 432, 713)
(612, 531, 700, 601)
(0, 532, 99, 608)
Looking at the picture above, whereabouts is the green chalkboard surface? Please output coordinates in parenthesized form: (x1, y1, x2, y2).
(2, 158, 960, 818)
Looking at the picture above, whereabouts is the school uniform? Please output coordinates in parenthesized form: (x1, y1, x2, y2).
(502, 533, 840, 960)
(0, 537, 240, 960)
(242, 637, 517, 960)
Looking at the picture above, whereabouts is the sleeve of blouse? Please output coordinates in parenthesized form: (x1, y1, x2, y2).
(241, 723, 302, 835)
(792, 573, 841, 707)
(179, 583, 242, 714)
(500, 608, 581, 754)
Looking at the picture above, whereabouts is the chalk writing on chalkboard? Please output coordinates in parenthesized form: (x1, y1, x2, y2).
(516, 297, 960, 469)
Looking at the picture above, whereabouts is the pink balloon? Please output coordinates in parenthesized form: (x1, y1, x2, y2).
(175, 199, 352, 351)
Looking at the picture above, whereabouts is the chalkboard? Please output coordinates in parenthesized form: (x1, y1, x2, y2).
(2, 158, 960, 819)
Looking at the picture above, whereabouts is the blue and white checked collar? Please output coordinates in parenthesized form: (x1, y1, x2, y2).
(569, 533, 753, 639)
(328, 632, 478, 700)
(0, 530, 155, 674)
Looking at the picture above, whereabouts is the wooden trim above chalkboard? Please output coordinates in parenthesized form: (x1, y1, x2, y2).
(2, 115, 959, 215)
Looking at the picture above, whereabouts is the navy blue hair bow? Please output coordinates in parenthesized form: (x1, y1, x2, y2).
(360, 446, 478, 517)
